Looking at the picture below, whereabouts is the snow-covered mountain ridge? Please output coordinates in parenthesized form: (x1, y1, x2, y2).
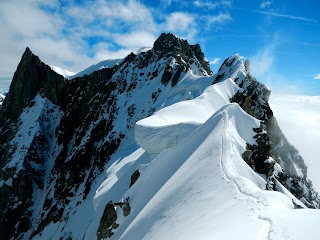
(0, 33, 319, 240)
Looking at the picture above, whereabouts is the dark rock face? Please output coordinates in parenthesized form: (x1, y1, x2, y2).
(154, 33, 212, 78)
(0, 48, 67, 240)
(242, 150, 253, 165)
(97, 201, 118, 239)
(130, 170, 140, 188)
(0, 47, 66, 125)
(97, 198, 131, 239)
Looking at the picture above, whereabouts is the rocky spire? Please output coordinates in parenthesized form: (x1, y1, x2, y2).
(0, 47, 66, 125)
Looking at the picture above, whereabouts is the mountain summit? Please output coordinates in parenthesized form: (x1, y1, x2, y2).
(0, 33, 319, 240)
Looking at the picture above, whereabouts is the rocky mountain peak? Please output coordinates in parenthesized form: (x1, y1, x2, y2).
(153, 33, 188, 52)
(153, 33, 212, 75)
(24, 46, 32, 55)
(0, 47, 66, 125)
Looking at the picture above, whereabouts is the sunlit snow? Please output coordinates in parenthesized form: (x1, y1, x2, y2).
(70, 59, 122, 79)
(24, 53, 320, 240)
(50, 65, 76, 78)
(135, 78, 239, 155)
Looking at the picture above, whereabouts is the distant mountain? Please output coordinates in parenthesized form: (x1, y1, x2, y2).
(0, 33, 319, 240)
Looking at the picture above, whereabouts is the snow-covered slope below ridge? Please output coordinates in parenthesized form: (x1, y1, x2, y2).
(118, 70, 320, 240)
(50, 65, 76, 78)
(80, 56, 319, 239)
(113, 103, 320, 240)
(36, 57, 320, 240)
(0, 33, 319, 240)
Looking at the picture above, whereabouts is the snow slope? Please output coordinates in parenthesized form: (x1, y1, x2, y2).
(33, 56, 320, 240)
(4, 94, 63, 171)
(87, 82, 319, 239)
(50, 65, 76, 78)
(111, 102, 320, 240)
(135, 78, 239, 154)
(70, 59, 121, 79)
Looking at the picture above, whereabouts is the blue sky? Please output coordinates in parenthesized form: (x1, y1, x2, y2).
(0, 0, 319, 95)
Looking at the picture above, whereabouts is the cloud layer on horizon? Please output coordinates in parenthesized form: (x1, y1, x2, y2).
(270, 94, 320, 192)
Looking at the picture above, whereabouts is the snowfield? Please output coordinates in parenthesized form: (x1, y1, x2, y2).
(69, 59, 121, 79)
(50, 65, 76, 78)
(32, 57, 320, 240)
(108, 84, 319, 239)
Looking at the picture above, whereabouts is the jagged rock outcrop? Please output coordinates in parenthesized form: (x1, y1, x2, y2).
(0, 47, 66, 125)
(219, 54, 320, 207)
(154, 33, 212, 77)
(130, 170, 140, 188)
(97, 201, 118, 239)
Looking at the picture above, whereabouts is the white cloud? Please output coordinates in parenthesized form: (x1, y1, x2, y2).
(98, 0, 154, 26)
(0, 0, 75, 78)
(91, 43, 132, 62)
(114, 31, 156, 49)
(0, 0, 61, 38)
(164, 12, 197, 40)
(193, 0, 232, 9)
(250, 44, 274, 77)
(255, 10, 318, 23)
(209, 58, 220, 65)
(270, 94, 320, 192)
(0, 0, 158, 77)
(165, 12, 195, 32)
(207, 12, 232, 26)
(313, 74, 320, 80)
(248, 35, 304, 94)
(303, 42, 320, 47)
(65, 5, 97, 23)
(260, 1, 271, 9)
(160, 0, 176, 7)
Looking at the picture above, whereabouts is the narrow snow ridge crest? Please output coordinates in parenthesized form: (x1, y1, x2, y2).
(135, 78, 239, 155)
